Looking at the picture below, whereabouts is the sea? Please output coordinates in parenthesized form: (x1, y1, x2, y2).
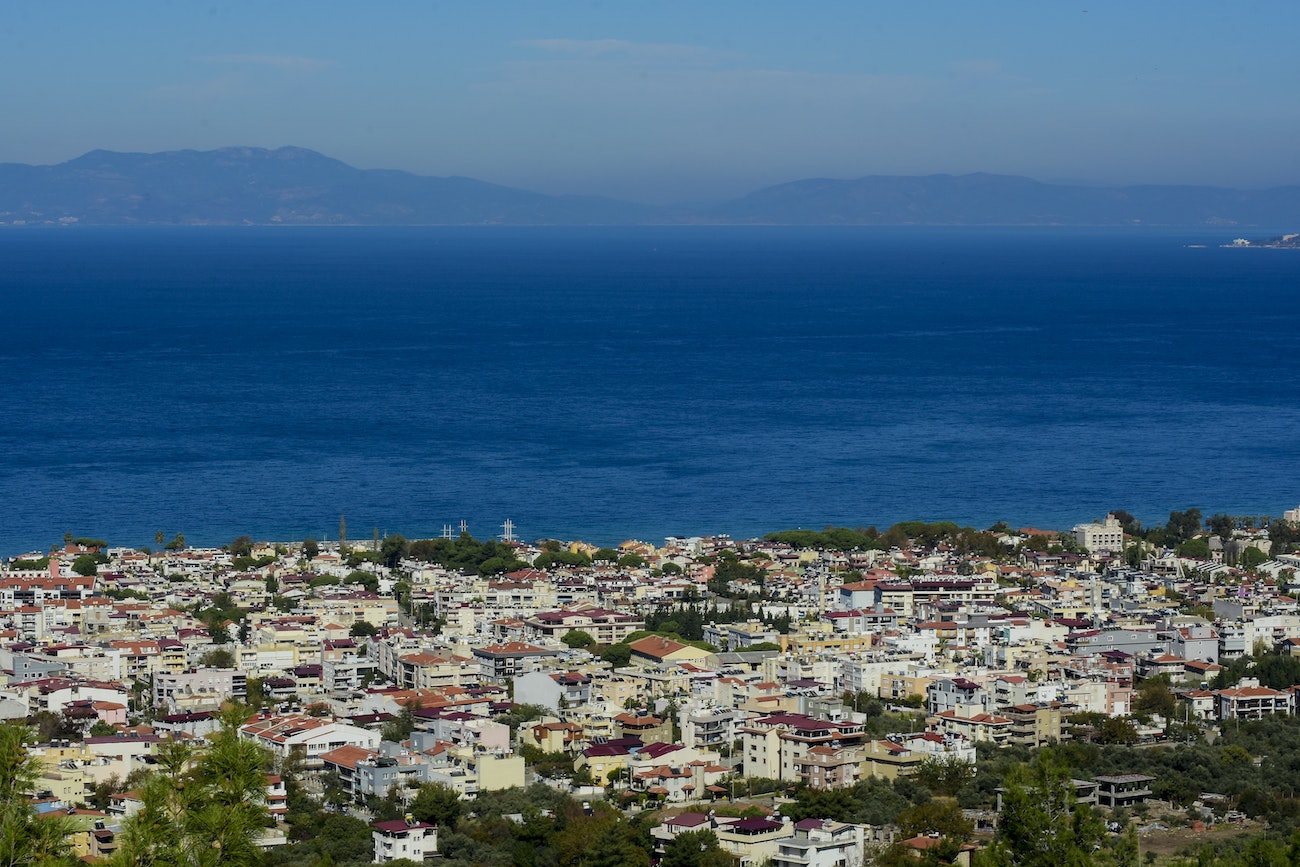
(1, 225, 1298, 556)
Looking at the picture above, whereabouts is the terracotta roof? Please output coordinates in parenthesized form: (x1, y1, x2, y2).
(319, 745, 378, 769)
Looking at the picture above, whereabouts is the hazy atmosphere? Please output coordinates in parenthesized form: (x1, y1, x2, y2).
(4, 1, 1298, 204)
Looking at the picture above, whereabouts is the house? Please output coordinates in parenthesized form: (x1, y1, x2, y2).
(1176, 688, 1216, 719)
(513, 669, 592, 712)
(318, 745, 378, 802)
(678, 704, 747, 751)
(740, 712, 867, 782)
(373, 817, 437, 863)
(1215, 681, 1293, 720)
(859, 732, 976, 782)
(471, 642, 558, 681)
(929, 709, 1013, 745)
(1004, 703, 1063, 748)
(703, 621, 782, 650)
(714, 816, 796, 865)
(771, 818, 867, 867)
(576, 738, 643, 786)
(524, 605, 644, 645)
(526, 719, 585, 754)
(630, 756, 728, 804)
(627, 635, 712, 667)
(420, 741, 524, 798)
(614, 712, 672, 745)
(794, 744, 865, 790)
(1170, 625, 1219, 664)
(1072, 515, 1125, 553)
(240, 713, 380, 769)
(927, 678, 990, 716)
(893, 835, 975, 867)
(1094, 774, 1156, 810)
(651, 812, 714, 860)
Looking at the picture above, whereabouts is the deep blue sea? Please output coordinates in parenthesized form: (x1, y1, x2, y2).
(1, 226, 1298, 556)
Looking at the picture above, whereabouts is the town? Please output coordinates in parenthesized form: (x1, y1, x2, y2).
(5, 507, 1300, 867)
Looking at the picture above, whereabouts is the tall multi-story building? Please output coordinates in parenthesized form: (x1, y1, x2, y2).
(1072, 514, 1125, 553)
(739, 712, 866, 782)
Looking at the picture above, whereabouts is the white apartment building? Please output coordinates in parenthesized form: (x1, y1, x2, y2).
(373, 818, 437, 863)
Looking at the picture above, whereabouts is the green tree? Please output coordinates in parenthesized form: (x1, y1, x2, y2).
(228, 536, 254, 558)
(661, 829, 732, 867)
(1166, 508, 1204, 544)
(978, 753, 1104, 867)
(301, 538, 319, 560)
(0, 722, 75, 865)
(381, 703, 418, 743)
(343, 570, 379, 593)
(89, 719, 118, 738)
(898, 799, 974, 841)
(207, 621, 232, 645)
(1207, 513, 1236, 541)
(601, 644, 632, 666)
(562, 629, 596, 649)
(113, 706, 270, 867)
(200, 648, 236, 669)
(1241, 546, 1269, 570)
(71, 552, 103, 576)
(409, 782, 462, 829)
(164, 532, 186, 551)
(579, 819, 650, 867)
(914, 755, 977, 797)
(349, 621, 378, 638)
(1133, 676, 1177, 720)
(1097, 716, 1139, 745)
(379, 534, 408, 568)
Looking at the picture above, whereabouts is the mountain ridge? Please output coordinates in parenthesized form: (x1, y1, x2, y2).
(1, 146, 1296, 227)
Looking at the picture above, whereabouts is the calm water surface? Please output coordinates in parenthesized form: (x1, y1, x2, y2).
(1, 226, 1297, 553)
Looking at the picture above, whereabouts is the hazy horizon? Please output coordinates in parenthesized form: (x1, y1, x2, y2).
(4, 2, 1298, 204)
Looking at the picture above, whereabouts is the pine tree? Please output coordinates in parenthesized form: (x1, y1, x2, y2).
(977, 753, 1104, 867)
(0, 722, 75, 866)
(112, 705, 270, 867)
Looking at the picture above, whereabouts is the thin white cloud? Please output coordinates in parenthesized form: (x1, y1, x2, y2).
(150, 75, 242, 102)
(949, 59, 1007, 79)
(197, 54, 334, 72)
(518, 38, 724, 65)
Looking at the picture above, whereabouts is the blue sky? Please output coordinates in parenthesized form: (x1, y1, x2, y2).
(3, 1, 1297, 203)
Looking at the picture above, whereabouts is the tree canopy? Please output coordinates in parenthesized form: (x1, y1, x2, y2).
(0, 722, 75, 865)
(406, 533, 526, 574)
(112, 707, 270, 866)
(977, 753, 1104, 867)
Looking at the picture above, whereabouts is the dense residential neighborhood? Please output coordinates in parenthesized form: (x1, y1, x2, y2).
(5, 510, 1300, 865)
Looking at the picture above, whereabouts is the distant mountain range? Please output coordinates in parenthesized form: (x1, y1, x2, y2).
(1, 146, 1297, 227)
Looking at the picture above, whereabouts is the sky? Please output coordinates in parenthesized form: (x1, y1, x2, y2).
(3, 1, 1298, 204)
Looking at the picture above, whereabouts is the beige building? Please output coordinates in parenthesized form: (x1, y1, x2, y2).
(1005, 703, 1063, 747)
(740, 712, 867, 782)
(1072, 514, 1125, 553)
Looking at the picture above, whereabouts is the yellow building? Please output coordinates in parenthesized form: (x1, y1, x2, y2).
(627, 635, 713, 667)
(780, 628, 874, 655)
(879, 673, 934, 703)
